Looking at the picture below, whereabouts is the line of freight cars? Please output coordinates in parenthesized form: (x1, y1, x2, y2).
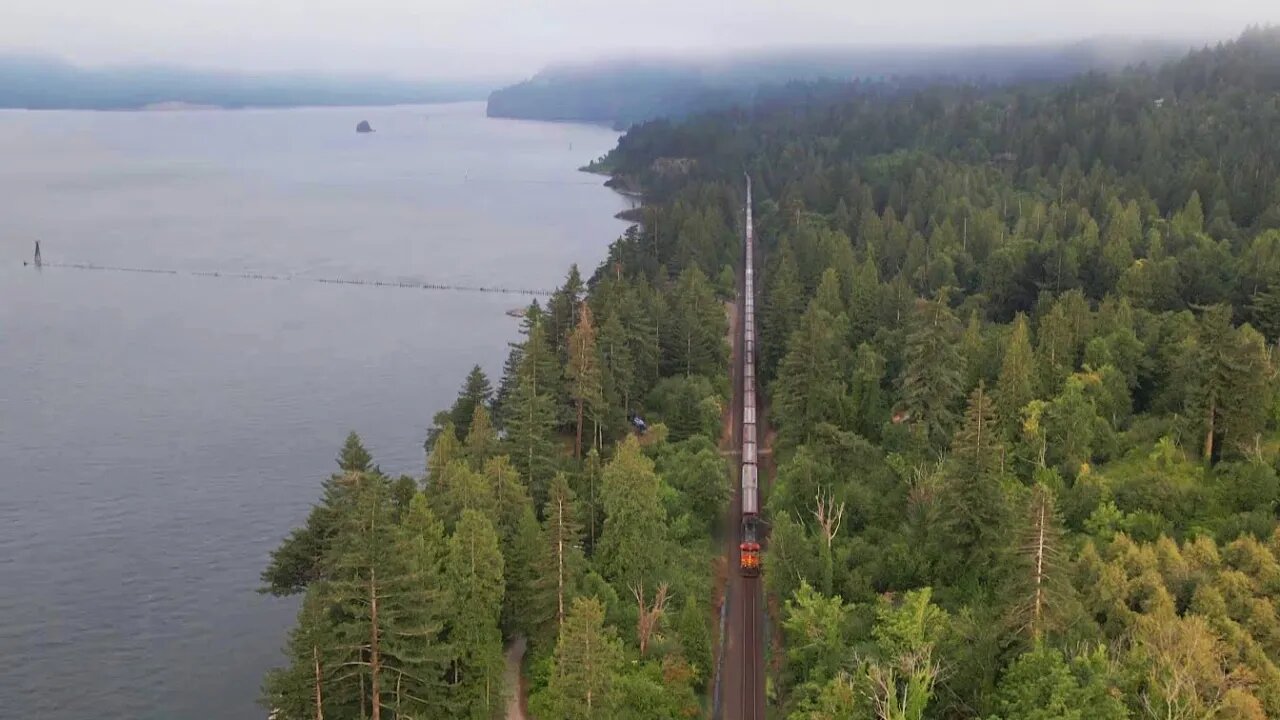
(740, 177, 761, 577)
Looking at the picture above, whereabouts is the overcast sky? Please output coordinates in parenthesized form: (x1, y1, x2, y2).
(4, 0, 1278, 81)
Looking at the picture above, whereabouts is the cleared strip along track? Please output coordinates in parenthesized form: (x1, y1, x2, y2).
(717, 175, 765, 720)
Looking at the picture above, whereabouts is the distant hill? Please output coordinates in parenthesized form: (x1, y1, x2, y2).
(486, 38, 1194, 126)
(0, 56, 490, 110)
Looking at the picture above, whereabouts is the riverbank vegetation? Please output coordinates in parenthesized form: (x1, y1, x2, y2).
(259, 188, 745, 716)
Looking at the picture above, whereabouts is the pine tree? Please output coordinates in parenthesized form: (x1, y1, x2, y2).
(762, 239, 805, 384)
(483, 456, 541, 637)
(548, 264, 585, 367)
(936, 384, 1009, 588)
(536, 597, 624, 720)
(261, 432, 372, 596)
(773, 290, 848, 445)
(664, 264, 727, 378)
(493, 301, 543, 429)
(425, 366, 493, 453)
(899, 297, 966, 450)
(1005, 485, 1070, 643)
(848, 251, 881, 347)
(427, 423, 462, 487)
(566, 301, 603, 458)
(541, 472, 584, 636)
(1189, 307, 1273, 460)
(444, 509, 506, 718)
(504, 319, 560, 507)
(463, 404, 498, 467)
(597, 308, 636, 433)
(849, 342, 888, 439)
(597, 435, 667, 594)
(324, 472, 415, 720)
(387, 493, 452, 718)
(995, 313, 1037, 433)
(262, 586, 342, 720)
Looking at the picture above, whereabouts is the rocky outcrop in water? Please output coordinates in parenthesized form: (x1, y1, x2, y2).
(356, 120, 374, 133)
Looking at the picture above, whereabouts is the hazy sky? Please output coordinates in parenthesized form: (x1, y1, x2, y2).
(5, 0, 1278, 80)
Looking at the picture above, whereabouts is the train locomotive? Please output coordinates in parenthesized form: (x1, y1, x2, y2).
(740, 176, 761, 578)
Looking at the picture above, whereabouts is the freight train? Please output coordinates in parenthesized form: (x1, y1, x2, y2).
(740, 176, 761, 577)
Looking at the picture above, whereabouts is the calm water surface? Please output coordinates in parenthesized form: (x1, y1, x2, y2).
(0, 102, 630, 719)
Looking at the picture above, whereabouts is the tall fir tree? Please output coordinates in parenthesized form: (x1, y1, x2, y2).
(995, 313, 1038, 434)
(762, 239, 805, 385)
(566, 301, 604, 459)
(597, 435, 667, 594)
(540, 472, 584, 638)
(664, 264, 727, 378)
(444, 509, 506, 719)
(899, 296, 966, 450)
(504, 318, 560, 507)
(773, 272, 850, 445)
(533, 597, 624, 720)
(261, 432, 373, 596)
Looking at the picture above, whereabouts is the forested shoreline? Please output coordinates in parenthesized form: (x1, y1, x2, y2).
(264, 27, 1280, 719)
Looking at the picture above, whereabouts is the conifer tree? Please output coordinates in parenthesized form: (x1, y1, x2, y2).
(596, 308, 636, 432)
(899, 296, 966, 450)
(762, 239, 805, 384)
(848, 251, 881, 347)
(548, 264, 585, 366)
(504, 319, 560, 507)
(444, 509, 505, 718)
(535, 597, 624, 720)
(493, 301, 543, 429)
(324, 473, 415, 720)
(463, 404, 498, 467)
(425, 366, 493, 453)
(849, 342, 888, 439)
(386, 493, 452, 718)
(262, 586, 343, 720)
(540, 472, 584, 636)
(597, 435, 667, 594)
(1005, 484, 1070, 644)
(566, 301, 603, 458)
(261, 432, 373, 596)
(936, 383, 1009, 587)
(664, 264, 727, 378)
(774, 301, 846, 444)
(995, 313, 1037, 433)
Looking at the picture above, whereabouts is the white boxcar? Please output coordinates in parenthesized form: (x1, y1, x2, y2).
(741, 464, 758, 515)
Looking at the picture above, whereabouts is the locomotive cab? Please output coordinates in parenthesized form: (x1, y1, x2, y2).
(740, 516, 761, 577)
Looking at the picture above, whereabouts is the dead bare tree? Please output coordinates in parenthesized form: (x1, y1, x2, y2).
(812, 486, 845, 549)
(632, 583, 670, 657)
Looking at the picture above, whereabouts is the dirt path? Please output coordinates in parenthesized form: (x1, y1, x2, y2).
(504, 635, 527, 720)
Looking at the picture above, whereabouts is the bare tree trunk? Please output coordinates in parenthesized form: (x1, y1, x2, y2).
(556, 493, 566, 632)
(369, 569, 381, 720)
(313, 646, 324, 720)
(574, 399, 584, 459)
(1203, 393, 1216, 461)
(1032, 499, 1047, 641)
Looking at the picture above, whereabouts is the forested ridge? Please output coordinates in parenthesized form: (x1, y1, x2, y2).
(263, 28, 1280, 719)
(601, 27, 1280, 719)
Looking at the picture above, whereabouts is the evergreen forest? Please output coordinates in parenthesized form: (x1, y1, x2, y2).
(263, 28, 1280, 719)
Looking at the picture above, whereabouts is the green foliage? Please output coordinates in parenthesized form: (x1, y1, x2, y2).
(597, 436, 668, 595)
(530, 597, 624, 720)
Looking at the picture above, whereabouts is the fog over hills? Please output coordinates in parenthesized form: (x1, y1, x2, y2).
(0, 55, 489, 110)
(487, 37, 1197, 125)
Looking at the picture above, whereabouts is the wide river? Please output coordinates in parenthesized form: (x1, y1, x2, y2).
(0, 102, 630, 719)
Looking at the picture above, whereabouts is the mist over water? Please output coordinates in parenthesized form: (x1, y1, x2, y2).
(0, 102, 630, 719)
